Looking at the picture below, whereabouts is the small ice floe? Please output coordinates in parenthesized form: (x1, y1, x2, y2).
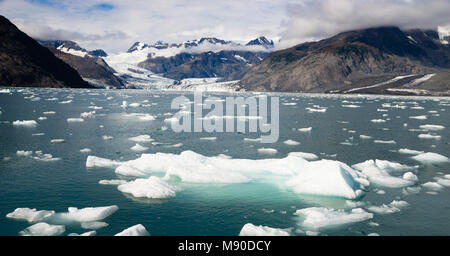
(284, 140, 300, 146)
(88, 106, 103, 110)
(199, 137, 217, 141)
(17, 150, 33, 157)
(342, 105, 360, 108)
(57, 205, 119, 223)
(102, 135, 113, 140)
(38, 117, 47, 121)
(294, 207, 373, 230)
(129, 135, 153, 143)
(282, 102, 297, 106)
(257, 148, 278, 154)
(19, 222, 65, 236)
(352, 160, 418, 188)
(80, 221, 109, 230)
(288, 152, 319, 161)
(131, 144, 149, 152)
(123, 113, 155, 121)
(59, 100, 72, 104)
(115, 224, 149, 236)
(129, 103, 141, 108)
(117, 176, 179, 199)
(419, 125, 445, 131)
(80, 111, 95, 118)
(418, 134, 441, 140)
(98, 179, 127, 185)
(243, 138, 262, 143)
(43, 111, 56, 115)
(0, 89, 11, 94)
(371, 119, 386, 123)
(67, 118, 84, 123)
(80, 148, 92, 153)
(305, 107, 326, 113)
(398, 148, 424, 155)
(411, 152, 449, 164)
(50, 139, 65, 143)
(165, 143, 183, 148)
(422, 182, 444, 191)
(239, 223, 291, 236)
(409, 115, 427, 120)
(13, 120, 37, 127)
(86, 156, 121, 168)
(68, 231, 96, 236)
(359, 135, 372, 139)
(366, 200, 409, 215)
(6, 208, 55, 223)
(298, 127, 312, 132)
(374, 140, 396, 144)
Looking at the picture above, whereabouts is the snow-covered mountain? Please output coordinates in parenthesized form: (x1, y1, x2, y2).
(103, 37, 274, 89)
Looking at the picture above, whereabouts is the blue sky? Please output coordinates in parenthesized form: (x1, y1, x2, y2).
(0, 0, 449, 53)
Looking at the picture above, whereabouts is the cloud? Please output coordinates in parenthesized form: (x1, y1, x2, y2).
(279, 0, 450, 47)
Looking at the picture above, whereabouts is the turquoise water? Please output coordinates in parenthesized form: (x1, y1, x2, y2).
(0, 88, 449, 236)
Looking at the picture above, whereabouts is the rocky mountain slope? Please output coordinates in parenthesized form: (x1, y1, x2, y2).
(240, 27, 450, 95)
(37, 40, 124, 88)
(0, 15, 92, 88)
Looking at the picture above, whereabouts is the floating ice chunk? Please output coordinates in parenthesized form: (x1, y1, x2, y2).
(121, 101, 128, 108)
(366, 200, 408, 215)
(98, 179, 127, 185)
(57, 205, 119, 223)
(33, 151, 61, 162)
(371, 119, 386, 123)
(129, 103, 141, 107)
(129, 135, 153, 143)
(409, 115, 427, 120)
(422, 182, 444, 191)
(81, 221, 109, 230)
(436, 178, 450, 187)
(411, 152, 450, 164)
(115, 165, 147, 177)
(419, 125, 445, 131)
(50, 139, 65, 143)
(123, 113, 155, 121)
(368, 233, 380, 236)
(67, 118, 84, 123)
(306, 108, 326, 113)
(287, 160, 366, 199)
(243, 138, 262, 143)
(43, 111, 56, 115)
(19, 222, 65, 236)
(444, 175, 450, 179)
(68, 231, 96, 236)
(403, 172, 419, 182)
(342, 105, 360, 108)
(298, 127, 312, 132)
(0, 89, 11, 93)
(80, 148, 92, 153)
(6, 208, 55, 223)
(258, 148, 278, 154)
(86, 156, 121, 168)
(17, 150, 32, 157)
(295, 207, 373, 230)
(13, 120, 37, 127)
(402, 186, 421, 196)
(398, 148, 424, 155)
(199, 137, 217, 141)
(284, 140, 300, 146)
(115, 224, 149, 236)
(287, 152, 318, 161)
(166, 143, 183, 148)
(88, 106, 103, 110)
(374, 140, 396, 144)
(359, 135, 372, 139)
(118, 176, 179, 199)
(352, 160, 417, 188)
(59, 100, 72, 104)
(102, 135, 113, 140)
(418, 134, 441, 140)
(80, 111, 95, 118)
(131, 144, 149, 152)
(38, 117, 47, 121)
(239, 223, 291, 236)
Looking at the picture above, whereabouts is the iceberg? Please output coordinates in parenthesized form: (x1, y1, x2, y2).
(239, 223, 291, 236)
(284, 140, 300, 146)
(117, 176, 179, 199)
(19, 222, 65, 236)
(86, 156, 121, 168)
(81, 221, 109, 230)
(6, 208, 55, 223)
(131, 144, 149, 152)
(295, 207, 373, 230)
(366, 200, 409, 215)
(115, 224, 149, 236)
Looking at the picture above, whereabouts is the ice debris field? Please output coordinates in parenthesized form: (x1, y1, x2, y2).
(0, 88, 450, 236)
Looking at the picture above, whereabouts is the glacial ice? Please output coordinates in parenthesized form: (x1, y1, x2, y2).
(80, 148, 92, 153)
(17, 150, 33, 157)
(366, 200, 409, 215)
(68, 231, 96, 236)
(81, 221, 109, 230)
(398, 148, 424, 155)
(422, 182, 444, 191)
(287, 152, 318, 161)
(98, 179, 127, 185)
(67, 118, 84, 123)
(50, 139, 65, 143)
(239, 223, 291, 236)
(129, 135, 153, 143)
(117, 176, 179, 199)
(284, 140, 300, 146)
(115, 224, 149, 236)
(86, 156, 121, 168)
(19, 222, 65, 236)
(418, 134, 441, 140)
(374, 140, 396, 144)
(131, 144, 149, 152)
(419, 125, 445, 131)
(295, 207, 373, 230)
(409, 115, 427, 120)
(257, 148, 278, 154)
(298, 127, 312, 132)
(6, 208, 55, 223)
